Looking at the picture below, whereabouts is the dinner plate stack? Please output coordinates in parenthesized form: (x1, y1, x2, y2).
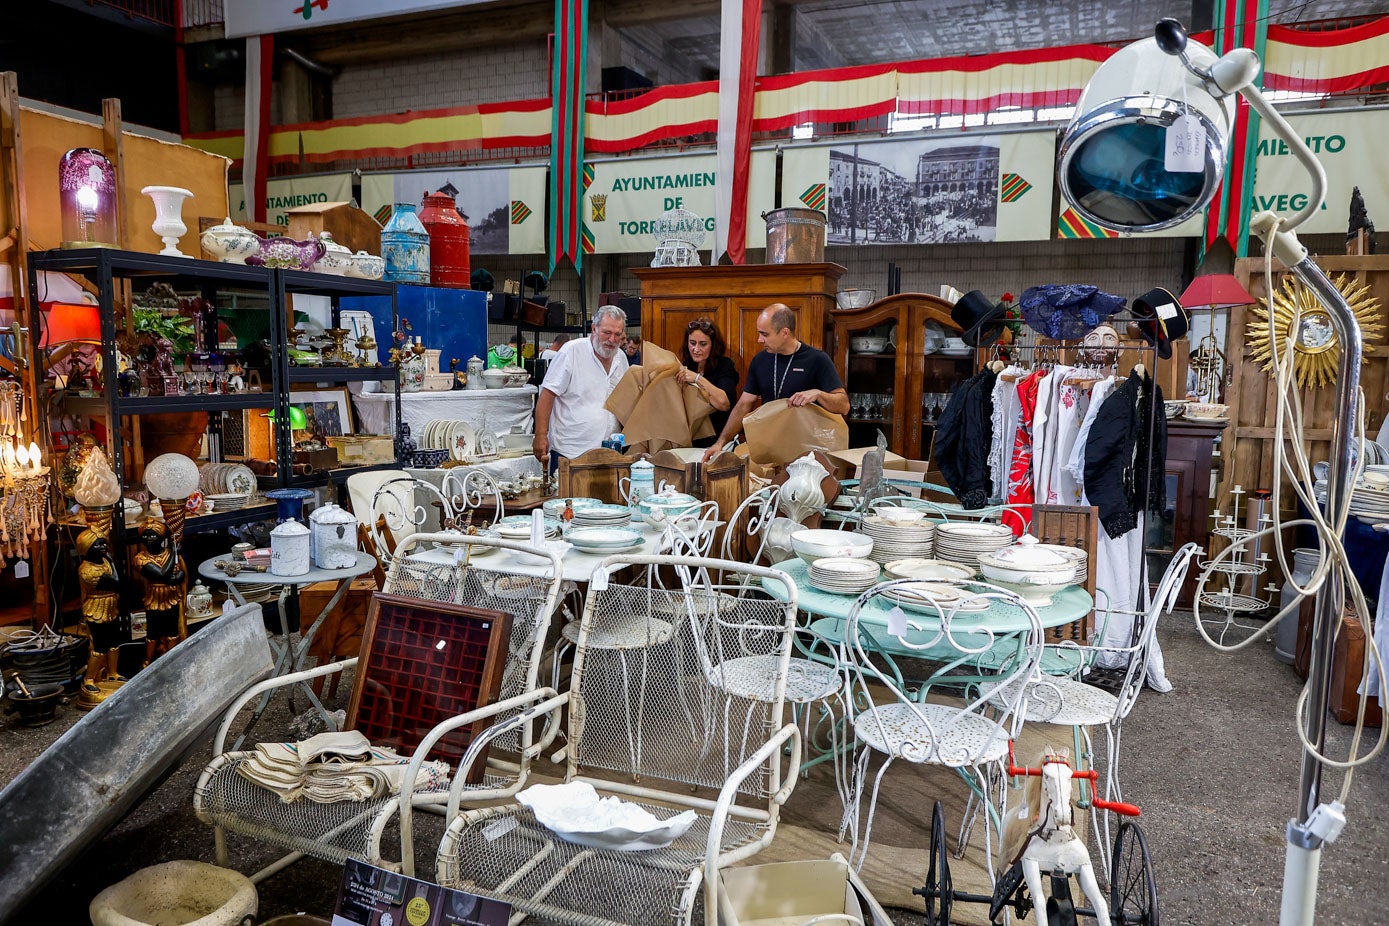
(198, 462, 258, 495)
(207, 492, 249, 512)
(566, 526, 644, 553)
(542, 497, 603, 519)
(880, 580, 989, 615)
(807, 557, 881, 596)
(1032, 544, 1089, 585)
(932, 522, 1014, 572)
(493, 515, 563, 541)
(882, 558, 974, 583)
(860, 515, 936, 563)
(571, 503, 633, 529)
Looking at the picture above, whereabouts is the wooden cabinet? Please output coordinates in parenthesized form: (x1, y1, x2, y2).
(633, 264, 843, 374)
(1145, 417, 1227, 606)
(827, 294, 968, 460)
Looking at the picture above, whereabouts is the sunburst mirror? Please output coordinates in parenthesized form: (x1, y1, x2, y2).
(1245, 273, 1382, 389)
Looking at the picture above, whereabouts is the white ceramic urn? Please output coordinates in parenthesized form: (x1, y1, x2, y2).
(270, 519, 312, 576)
(779, 453, 829, 524)
(309, 503, 359, 569)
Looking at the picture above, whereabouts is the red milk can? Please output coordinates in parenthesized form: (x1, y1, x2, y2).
(418, 190, 471, 288)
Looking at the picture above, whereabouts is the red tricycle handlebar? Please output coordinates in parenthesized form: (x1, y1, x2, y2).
(1005, 742, 1141, 816)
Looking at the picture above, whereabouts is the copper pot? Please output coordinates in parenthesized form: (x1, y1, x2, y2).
(763, 208, 826, 263)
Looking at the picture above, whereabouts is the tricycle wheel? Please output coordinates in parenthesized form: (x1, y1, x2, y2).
(1109, 820, 1159, 926)
(913, 800, 952, 925)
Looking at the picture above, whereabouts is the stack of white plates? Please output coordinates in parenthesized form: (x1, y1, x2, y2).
(1032, 544, 1089, 585)
(566, 526, 644, 553)
(199, 462, 258, 495)
(207, 492, 249, 512)
(881, 580, 989, 615)
(883, 558, 974, 582)
(808, 557, 881, 596)
(572, 503, 633, 529)
(493, 515, 563, 541)
(543, 497, 602, 519)
(932, 522, 1015, 571)
(860, 516, 936, 563)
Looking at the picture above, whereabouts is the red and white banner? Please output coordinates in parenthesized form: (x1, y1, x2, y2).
(187, 18, 1389, 166)
(241, 34, 274, 223)
(713, 0, 762, 264)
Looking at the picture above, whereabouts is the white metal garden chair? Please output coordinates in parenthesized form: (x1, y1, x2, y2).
(981, 541, 1201, 866)
(193, 533, 565, 881)
(434, 553, 803, 926)
(439, 467, 505, 527)
(839, 579, 1045, 876)
(716, 485, 849, 788)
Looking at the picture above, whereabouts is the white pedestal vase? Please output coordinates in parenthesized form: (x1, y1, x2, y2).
(141, 185, 195, 258)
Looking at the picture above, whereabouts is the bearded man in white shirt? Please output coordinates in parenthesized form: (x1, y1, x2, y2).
(533, 305, 630, 472)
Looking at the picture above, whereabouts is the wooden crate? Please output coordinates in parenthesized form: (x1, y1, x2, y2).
(285, 201, 381, 255)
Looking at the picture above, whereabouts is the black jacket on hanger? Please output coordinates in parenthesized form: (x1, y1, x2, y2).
(934, 367, 997, 510)
(1083, 371, 1167, 537)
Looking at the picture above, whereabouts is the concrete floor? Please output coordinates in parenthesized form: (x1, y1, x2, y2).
(2, 611, 1386, 925)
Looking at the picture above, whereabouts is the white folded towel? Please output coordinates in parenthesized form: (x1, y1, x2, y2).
(236, 735, 450, 804)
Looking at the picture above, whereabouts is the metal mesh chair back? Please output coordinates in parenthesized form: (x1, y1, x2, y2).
(720, 486, 782, 565)
(567, 554, 797, 797)
(386, 533, 563, 750)
(844, 578, 1045, 766)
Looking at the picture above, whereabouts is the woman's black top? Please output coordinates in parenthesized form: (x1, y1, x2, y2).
(687, 354, 741, 448)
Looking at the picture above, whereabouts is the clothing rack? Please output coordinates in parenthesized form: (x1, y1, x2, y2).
(976, 320, 1170, 638)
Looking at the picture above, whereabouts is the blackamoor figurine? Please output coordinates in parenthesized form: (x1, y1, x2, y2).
(76, 527, 126, 708)
(135, 517, 186, 663)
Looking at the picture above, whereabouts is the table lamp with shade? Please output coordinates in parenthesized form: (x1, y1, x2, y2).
(143, 453, 200, 543)
(72, 452, 122, 537)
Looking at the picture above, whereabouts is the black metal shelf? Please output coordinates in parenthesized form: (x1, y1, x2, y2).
(65, 392, 279, 415)
(29, 247, 272, 285)
(182, 502, 279, 534)
(286, 366, 396, 383)
(279, 269, 395, 297)
(289, 461, 401, 488)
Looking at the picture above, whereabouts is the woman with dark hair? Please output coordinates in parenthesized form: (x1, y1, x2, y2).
(675, 317, 740, 448)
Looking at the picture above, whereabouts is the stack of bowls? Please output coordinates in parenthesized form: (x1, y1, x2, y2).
(860, 511, 936, 563)
(808, 557, 881, 596)
(932, 522, 1014, 571)
(977, 536, 1081, 605)
(566, 526, 644, 553)
(572, 503, 633, 529)
(790, 529, 873, 565)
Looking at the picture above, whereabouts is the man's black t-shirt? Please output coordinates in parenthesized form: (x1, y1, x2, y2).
(743, 343, 844, 404)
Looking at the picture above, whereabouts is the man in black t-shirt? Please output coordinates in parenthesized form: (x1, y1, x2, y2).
(701, 304, 849, 462)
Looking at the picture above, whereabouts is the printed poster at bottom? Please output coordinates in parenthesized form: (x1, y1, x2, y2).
(332, 858, 510, 926)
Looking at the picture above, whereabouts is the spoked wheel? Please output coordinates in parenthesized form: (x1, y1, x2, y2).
(1109, 820, 1160, 926)
(912, 800, 953, 926)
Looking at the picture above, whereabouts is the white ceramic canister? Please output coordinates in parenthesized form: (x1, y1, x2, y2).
(309, 503, 360, 569)
(621, 458, 656, 507)
(270, 519, 312, 576)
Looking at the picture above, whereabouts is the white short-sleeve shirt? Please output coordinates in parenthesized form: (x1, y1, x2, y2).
(541, 336, 629, 458)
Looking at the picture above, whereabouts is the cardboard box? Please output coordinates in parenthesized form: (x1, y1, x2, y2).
(285, 201, 381, 255)
(824, 447, 906, 481)
(880, 459, 934, 497)
(326, 435, 395, 464)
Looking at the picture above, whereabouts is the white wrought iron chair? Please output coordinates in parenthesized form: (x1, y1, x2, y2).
(193, 533, 565, 881)
(439, 467, 505, 527)
(717, 485, 849, 786)
(839, 579, 1045, 876)
(434, 554, 803, 926)
(981, 541, 1201, 865)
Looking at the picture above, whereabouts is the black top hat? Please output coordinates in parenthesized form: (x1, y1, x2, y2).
(950, 290, 1009, 348)
(1131, 287, 1190, 359)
